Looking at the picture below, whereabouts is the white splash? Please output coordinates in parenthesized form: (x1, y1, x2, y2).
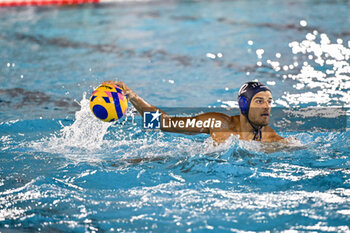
(31, 93, 113, 154)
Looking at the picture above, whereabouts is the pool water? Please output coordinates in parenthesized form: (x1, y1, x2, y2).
(1, 0, 350, 232)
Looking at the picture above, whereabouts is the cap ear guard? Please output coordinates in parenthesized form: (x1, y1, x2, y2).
(238, 96, 249, 116)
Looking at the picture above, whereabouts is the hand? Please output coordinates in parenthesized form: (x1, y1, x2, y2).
(102, 80, 135, 99)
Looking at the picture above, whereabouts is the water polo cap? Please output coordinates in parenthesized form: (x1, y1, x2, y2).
(238, 81, 271, 140)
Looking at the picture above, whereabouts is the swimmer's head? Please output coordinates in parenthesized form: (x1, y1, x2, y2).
(238, 81, 272, 126)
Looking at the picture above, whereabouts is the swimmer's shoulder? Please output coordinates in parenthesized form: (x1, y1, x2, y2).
(194, 112, 235, 133)
(231, 115, 240, 128)
(263, 125, 284, 142)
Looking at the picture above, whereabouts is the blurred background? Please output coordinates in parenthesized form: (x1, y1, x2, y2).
(0, 0, 350, 232)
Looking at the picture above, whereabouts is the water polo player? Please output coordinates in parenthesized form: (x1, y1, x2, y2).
(105, 80, 284, 144)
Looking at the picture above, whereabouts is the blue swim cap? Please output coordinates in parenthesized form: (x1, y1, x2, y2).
(238, 81, 271, 119)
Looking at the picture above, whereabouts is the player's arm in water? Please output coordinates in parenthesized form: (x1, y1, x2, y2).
(105, 81, 232, 135)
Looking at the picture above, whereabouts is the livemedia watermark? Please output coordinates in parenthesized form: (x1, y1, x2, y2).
(141, 107, 348, 132)
(143, 110, 222, 129)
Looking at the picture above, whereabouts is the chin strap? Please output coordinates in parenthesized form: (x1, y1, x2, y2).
(247, 117, 262, 141)
(252, 127, 262, 141)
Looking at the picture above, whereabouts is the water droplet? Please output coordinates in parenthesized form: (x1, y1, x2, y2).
(206, 53, 216, 59)
(256, 49, 264, 58)
(306, 33, 316, 41)
(300, 20, 307, 27)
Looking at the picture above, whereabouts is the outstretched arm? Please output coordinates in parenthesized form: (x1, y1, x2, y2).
(104, 81, 232, 135)
(104, 80, 167, 116)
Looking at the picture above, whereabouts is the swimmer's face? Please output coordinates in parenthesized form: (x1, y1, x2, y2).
(248, 91, 273, 126)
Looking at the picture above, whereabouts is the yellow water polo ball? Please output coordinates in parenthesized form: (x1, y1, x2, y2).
(89, 83, 128, 122)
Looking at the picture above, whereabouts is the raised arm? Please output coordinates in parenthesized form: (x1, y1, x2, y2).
(104, 81, 232, 135)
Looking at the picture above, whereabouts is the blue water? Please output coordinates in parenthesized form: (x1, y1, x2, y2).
(1, 0, 350, 232)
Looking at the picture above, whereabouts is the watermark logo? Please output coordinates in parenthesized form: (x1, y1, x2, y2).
(162, 117, 222, 128)
(143, 109, 223, 130)
(143, 110, 161, 129)
(141, 107, 347, 132)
